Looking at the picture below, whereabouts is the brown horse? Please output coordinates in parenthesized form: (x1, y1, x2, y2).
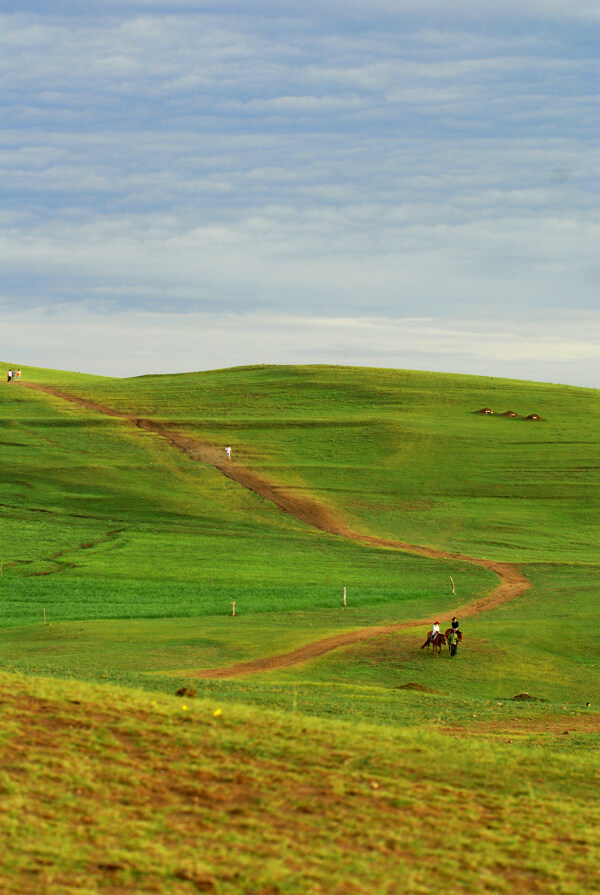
(420, 631, 447, 655)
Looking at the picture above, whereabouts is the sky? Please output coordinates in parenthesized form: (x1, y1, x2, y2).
(1, 1, 598, 385)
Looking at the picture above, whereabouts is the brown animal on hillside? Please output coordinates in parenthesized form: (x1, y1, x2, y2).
(444, 628, 463, 642)
(420, 631, 447, 655)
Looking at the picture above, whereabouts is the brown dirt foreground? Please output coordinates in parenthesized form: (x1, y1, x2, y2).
(23, 382, 530, 678)
(4, 676, 599, 895)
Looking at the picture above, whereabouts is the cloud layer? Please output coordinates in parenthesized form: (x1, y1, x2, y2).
(0, 4, 598, 383)
(3, 308, 599, 387)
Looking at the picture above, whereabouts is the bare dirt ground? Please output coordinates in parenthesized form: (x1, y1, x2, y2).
(23, 382, 531, 677)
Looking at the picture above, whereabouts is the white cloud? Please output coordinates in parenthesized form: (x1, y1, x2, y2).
(2, 308, 599, 388)
(0, 4, 597, 381)
(24, 1, 599, 25)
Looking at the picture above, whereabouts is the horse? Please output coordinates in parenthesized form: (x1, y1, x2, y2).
(420, 631, 447, 655)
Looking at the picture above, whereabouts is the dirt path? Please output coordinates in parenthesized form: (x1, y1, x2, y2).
(23, 381, 531, 677)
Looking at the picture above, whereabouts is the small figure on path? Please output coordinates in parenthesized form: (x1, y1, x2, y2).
(451, 616, 459, 631)
(225, 445, 232, 460)
(447, 628, 459, 657)
(7, 369, 12, 382)
(16, 369, 21, 381)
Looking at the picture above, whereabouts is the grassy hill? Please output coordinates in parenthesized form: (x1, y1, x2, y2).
(0, 362, 599, 892)
(22, 363, 599, 562)
(2, 671, 599, 895)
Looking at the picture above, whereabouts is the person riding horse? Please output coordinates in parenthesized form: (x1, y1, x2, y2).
(421, 617, 463, 655)
(421, 622, 447, 654)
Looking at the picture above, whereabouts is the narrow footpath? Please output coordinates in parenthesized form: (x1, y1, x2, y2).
(23, 381, 531, 677)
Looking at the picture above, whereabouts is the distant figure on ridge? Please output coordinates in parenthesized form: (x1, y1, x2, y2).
(7, 369, 12, 382)
(225, 445, 232, 460)
(16, 369, 21, 381)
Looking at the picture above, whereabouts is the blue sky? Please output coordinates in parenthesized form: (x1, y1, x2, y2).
(1, 1, 598, 383)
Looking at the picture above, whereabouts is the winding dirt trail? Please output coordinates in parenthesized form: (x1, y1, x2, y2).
(23, 381, 531, 677)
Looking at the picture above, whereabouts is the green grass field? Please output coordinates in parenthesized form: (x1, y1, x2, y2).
(27, 363, 598, 561)
(0, 362, 599, 893)
(2, 671, 599, 895)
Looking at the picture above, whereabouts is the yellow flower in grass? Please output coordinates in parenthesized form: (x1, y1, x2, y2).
(213, 708, 222, 718)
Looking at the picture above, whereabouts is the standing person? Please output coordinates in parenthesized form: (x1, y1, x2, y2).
(7, 369, 12, 382)
(225, 445, 232, 460)
(16, 369, 21, 381)
(447, 628, 459, 657)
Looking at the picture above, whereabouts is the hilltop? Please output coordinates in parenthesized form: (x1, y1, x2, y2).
(0, 363, 599, 893)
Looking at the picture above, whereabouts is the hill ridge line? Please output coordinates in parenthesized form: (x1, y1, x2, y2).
(23, 381, 530, 677)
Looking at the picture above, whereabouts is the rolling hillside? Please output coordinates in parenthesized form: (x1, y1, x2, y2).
(18, 363, 599, 561)
(0, 362, 599, 893)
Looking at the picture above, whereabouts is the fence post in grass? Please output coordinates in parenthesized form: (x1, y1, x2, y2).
(326, 574, 329, 587)
(450, 576, 455, 595)
(43, 608, 46, 625)
(231, 601, 236, 617)
(343, 587, 347, 607)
